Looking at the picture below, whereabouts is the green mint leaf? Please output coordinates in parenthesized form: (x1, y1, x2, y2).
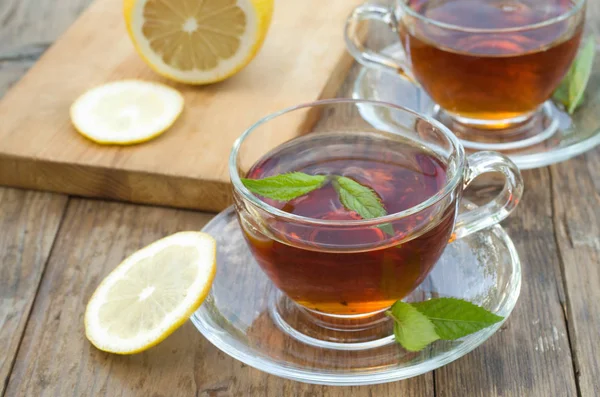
(553, 78, 569, 105)
(553, 35, 596, 114)
(377, 223, 395, 236)
(411, 298, 504, 340)
(241, 172, 327, 201)
(332, 176, 387, 219)
(387, 301, 439, 352)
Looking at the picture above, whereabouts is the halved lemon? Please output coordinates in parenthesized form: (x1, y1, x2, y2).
(71, 80, 184, 145)
(84, 232, 216, 354)
(124, 0, 274, 84)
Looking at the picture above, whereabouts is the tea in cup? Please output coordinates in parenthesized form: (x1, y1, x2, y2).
(345, 0, 586, 133)
(231, 100, 523, 318)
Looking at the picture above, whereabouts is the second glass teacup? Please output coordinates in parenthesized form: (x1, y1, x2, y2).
(231, 100, 523, 325)
(345, 0, 586, 134)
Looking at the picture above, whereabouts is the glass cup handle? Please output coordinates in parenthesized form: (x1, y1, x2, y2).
(344, 4, 415, 82)
(453, 152, 524, 240)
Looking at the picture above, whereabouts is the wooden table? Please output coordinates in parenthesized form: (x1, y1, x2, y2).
(1, 1, 599, 396)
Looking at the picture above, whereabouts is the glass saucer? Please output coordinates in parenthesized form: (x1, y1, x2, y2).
(191, 205, 521, 386)
(352, 42, 600, 170)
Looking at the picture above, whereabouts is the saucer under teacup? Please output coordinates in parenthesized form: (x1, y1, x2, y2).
(353, 42, 600, 170)
(191, 204, 521, 386)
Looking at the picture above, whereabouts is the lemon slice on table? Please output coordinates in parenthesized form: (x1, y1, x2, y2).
(123, 0, 274, 84)
(85, 232, 216, 354)
(71, 80, 184, 145)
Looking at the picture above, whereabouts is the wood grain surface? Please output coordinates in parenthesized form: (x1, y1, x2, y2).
(551, 149, 600, 397)
(0, 1, 82, 394)
(548, 6, 600, 396)
(0, 0, 92, 96)
(0, 0, 599, 396)
(0, 190, 67, 396)
(0, 0, 363, 212)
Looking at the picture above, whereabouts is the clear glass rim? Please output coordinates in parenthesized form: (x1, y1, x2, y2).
(229, 98, 466, 228)
(398, 0, 586, 34)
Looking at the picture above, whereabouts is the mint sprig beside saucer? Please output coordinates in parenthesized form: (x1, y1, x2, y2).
(553, 35, 596, 114)
(388, 298, 504, 351)
(241, 172, 505, 352)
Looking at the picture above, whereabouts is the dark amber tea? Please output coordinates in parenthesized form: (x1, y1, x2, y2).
(401, 0, 584, 126)
(240, 133, 454, 315)
(233, 101, 524, 328)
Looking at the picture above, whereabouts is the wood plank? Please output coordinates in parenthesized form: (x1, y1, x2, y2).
(550, 147, 600, 397)
(4, 199, 433, 396)
(0, 1, 77, 393)
(0, 0, 363, 212)
(0, 155, 232, 213)
(0, 0, 94, 96)
(545, 5, 600, 396)
(434, 168, 578, 397)
(0, 189, 68, 396)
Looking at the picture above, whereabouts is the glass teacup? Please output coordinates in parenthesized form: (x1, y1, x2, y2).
(345, 0, 586, 135)
(230, 100, 523, 323)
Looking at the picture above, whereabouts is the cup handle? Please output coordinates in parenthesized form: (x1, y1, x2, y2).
(344, 4, 415, 82)
(453, 152, 524, 240)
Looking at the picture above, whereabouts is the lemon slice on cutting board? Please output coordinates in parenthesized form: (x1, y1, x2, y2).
(124, 0, 274, 84)
(85, 232, 216, 354)
(71, 80, 184, 145)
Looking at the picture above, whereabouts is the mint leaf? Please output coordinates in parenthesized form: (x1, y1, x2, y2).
(386, 298, 504, 351)
(553, 35, 596, 114)
(242, 172, 393, 233)
(387, 301, 439, 352)
(332, 176, 387, 219)
(377, 223, 395, 236)
(241, 172, 327, 201)
(411, 298, 504, 340)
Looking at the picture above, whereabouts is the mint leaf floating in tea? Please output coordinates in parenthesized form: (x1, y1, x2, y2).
(377, 223, 396, 237)
(332, 176, 386, 218)
(332, 176, 395, 235)
(411, 298, 504, 340)
(242, 172, 395, 234)
(241, 172, 327, 201)
(386, 301, 439, 352)
(386, 298, 504, 351)
(553, 35, 596, 114)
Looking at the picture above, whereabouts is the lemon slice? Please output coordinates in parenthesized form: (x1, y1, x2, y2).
(71, 80, 184, 145)
(85, 232, 216, 354)
(124, 0, 274, 84)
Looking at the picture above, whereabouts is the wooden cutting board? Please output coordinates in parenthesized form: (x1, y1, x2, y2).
(0, 0, 363, 212)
